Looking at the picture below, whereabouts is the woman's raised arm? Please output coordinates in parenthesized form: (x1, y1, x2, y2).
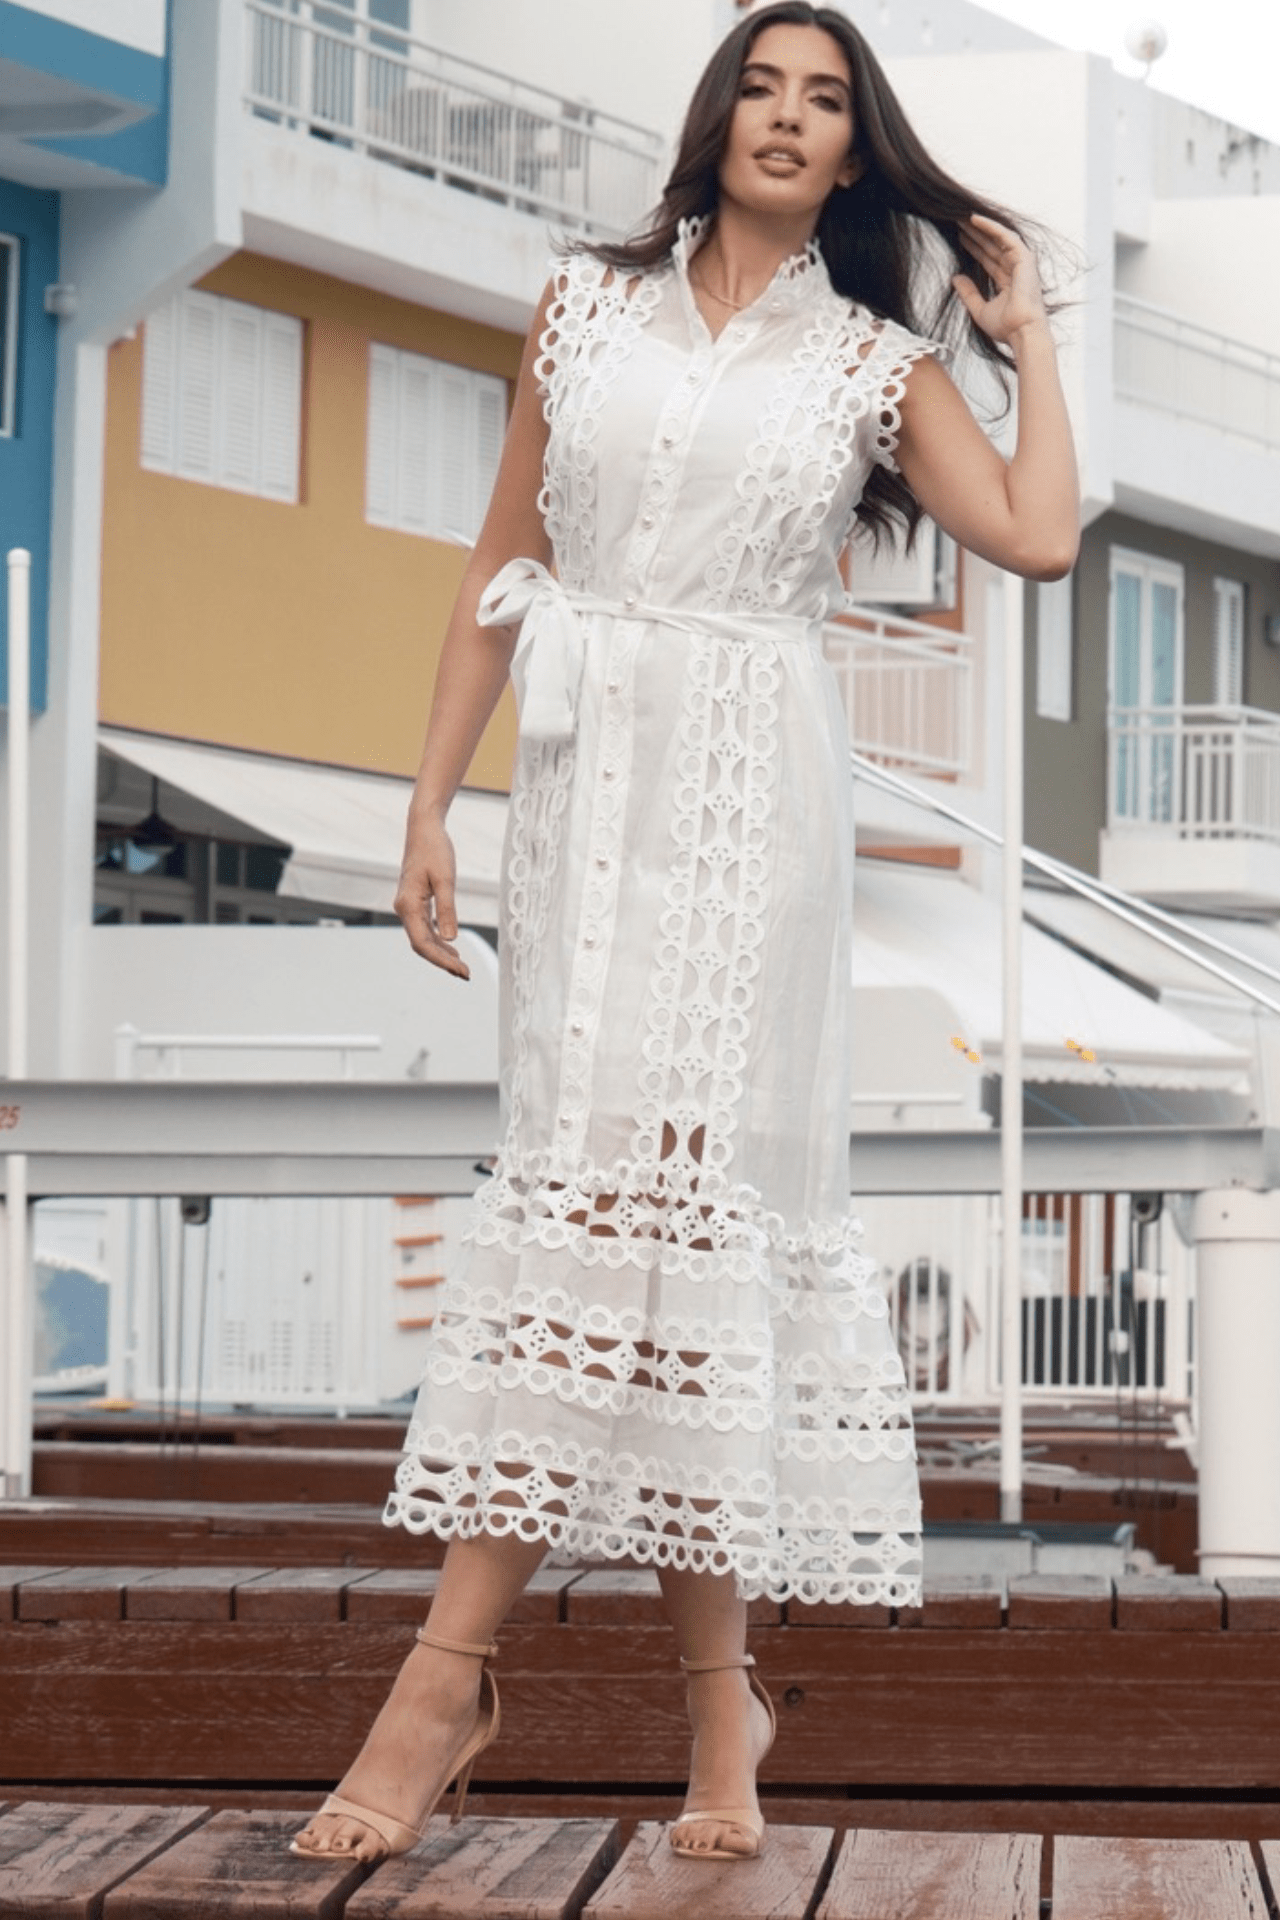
(894, 215, 1080, 583)
(395, 280, 556, 977)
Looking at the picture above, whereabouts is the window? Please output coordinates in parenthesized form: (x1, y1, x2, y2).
(365, 344, 506, 544)
(0, 234, 18, 439)
(140, 289, 303, 503)
(1035, 574, 1074, 722)
(1109, 547, 1184, 825)
(1212, 576, 1246, 707)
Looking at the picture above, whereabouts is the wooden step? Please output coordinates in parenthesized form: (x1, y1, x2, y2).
(2, 1804, 1271, 1919)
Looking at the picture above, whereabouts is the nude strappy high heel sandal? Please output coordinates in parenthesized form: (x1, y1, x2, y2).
(669, 1652, 778, 1862)
(289, 1629, 501, 1863)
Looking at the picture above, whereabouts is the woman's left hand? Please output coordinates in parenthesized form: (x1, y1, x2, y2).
(951, 213, 1048, 347)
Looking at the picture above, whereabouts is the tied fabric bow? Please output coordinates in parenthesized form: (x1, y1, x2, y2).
(477, 558, 587, 745)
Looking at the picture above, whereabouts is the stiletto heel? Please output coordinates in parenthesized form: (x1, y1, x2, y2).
(669, 1653, 777, 1862)
(290, 1630, 501, 1863)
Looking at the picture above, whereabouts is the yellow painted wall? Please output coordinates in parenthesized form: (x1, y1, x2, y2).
(99, 252, 522, 788)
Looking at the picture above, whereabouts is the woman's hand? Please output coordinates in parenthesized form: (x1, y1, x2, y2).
(951, 213, 1048, 348)
(395, 808, 470, 980)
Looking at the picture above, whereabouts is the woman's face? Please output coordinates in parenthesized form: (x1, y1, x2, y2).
(718, 22, 860, 225)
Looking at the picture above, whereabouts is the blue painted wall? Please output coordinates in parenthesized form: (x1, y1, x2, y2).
(0, 1, 169, 187)
(0, 178, 59, 714)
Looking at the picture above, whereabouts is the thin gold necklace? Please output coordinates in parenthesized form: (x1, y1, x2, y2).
(692, 267, 753, 312)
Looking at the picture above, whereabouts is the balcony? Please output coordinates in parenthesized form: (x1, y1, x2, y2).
(824, 606, 974, 781)
(1102, 703, 1280, 908)
(243, 0, 663, 240)
(1112, 295, 1280, 557)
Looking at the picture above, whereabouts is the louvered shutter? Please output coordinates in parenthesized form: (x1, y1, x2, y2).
(140, 298, 177, 472)
(397, 357, 434, 534)
(365, 344, 398, 526)
(1035, 575, 1074, 722)
(219, 303, 262, 493)
(176, 292, 219, 483)
(471, 374, 506, 540)
(260, 311, 303, 503)
(435, 363, 472, 542)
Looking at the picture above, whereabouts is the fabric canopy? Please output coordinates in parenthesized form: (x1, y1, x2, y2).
(851, 862, 1250, 1091)
(99, 727, 507, 924)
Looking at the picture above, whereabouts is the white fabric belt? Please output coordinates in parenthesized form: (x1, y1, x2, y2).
(476, 557, 824, 745)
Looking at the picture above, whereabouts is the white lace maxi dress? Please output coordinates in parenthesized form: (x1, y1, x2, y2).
(384, 220, 937, 1607)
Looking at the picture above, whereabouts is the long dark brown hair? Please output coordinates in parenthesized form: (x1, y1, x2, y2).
(582, 0, 1057, 549)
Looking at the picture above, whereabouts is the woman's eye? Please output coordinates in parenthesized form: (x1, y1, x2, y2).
(814, 93, 846, 112)
(739, 82, 770, 97)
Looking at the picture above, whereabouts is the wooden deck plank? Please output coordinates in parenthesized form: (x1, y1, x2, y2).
(1006, 1576, 1112, 1632)
(342, 1568, 580, 1627)
(817, 1829, 1040, 1919)
(581, 1820, 833, 1920)
(897, 1579, 1004, 1629)
(562, 1571, 780, 1628)
(1052, 1836, 1267, 1919)
(343, 1815, 619, 1918)
(1217, 1579, 1280, 1631)
(0, 1567, 66, 1623)
(1113, 1578, 1221, 1631)
(101, 1809, 365, 1918)
(233, 1568, 379, 1623)
(784, 1600, 894, 1628)
(124, 1568, 264, 1623)
(0, 1802, 208, 1917)
(15, 1568, 158, 1622)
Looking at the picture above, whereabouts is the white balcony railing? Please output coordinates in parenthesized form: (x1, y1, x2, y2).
(824, 605, 974, 780)
(864, 1188, 1193, 1407)
(1108, 704, 1280, 844)
(244, 0, 664, 237)
(1115, 294, 1280, 453)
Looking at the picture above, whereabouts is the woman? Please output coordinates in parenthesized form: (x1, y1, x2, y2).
(293, 0, 1078, 1868)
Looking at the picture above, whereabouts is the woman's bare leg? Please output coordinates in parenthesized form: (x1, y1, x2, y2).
(657, 1564, 774, 1857)
(296, 1529, 547, 1858)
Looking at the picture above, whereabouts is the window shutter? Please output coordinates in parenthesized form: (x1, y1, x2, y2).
(435, 363, 472, 542)
(471, 374, 506, 540)
(260, 311, 303, 503)
(1212, 577, 1245, 707)
(847, 520, 952, 609)
(397, 357, 434, 534)
(1036, 575, 1074, 722)
(365, 344, 398, 526)
(175, 292, 219, 483)
(219, 303, 263, 493)
(364, 345, 505, 543)
(140, 298, 177, 472)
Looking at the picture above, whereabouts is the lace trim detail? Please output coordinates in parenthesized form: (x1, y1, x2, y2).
(466, 1156, 884, 1303)
(862, 320, 947, 474)
(501, 741, 575, 1138)
(629, 638, 780, 1185)
(704, 300, 889, 616)
(385, 1422, 922, 1607)
(536, 254, 667, 591)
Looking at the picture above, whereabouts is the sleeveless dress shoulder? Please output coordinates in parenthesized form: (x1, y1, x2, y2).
(384, 219, 941, 1607)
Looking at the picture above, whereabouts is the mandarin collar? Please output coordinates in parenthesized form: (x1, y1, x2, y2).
(671, 215, 829, 328)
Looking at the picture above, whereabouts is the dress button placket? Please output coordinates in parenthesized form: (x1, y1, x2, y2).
(553, 623, 638, 1167)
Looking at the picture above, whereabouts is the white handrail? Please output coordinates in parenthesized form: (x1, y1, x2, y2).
(1108, 703, 1280, 845)
(825, 606, 974, 779)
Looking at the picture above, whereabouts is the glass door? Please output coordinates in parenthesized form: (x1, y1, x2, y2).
(1109, 549, 1184, 825)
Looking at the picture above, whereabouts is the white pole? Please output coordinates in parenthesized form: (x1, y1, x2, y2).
(4, 547, 32, 1497)
(1000, 571, 1024, 1524)
(1192, 1188, 1280, 1579)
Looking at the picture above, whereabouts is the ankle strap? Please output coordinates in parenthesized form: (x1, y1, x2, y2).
(680, 1654, 756, 1674)
(416, 1628, 499, 1660)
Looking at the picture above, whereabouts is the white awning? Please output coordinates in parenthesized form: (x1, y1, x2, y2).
(851, 862, 1250, 1091)
(1025, 886, 1280, 1007)
(99, 728, 507, 924)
